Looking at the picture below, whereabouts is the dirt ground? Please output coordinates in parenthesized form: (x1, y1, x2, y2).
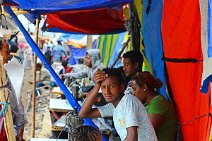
(21, 68, 52, 140)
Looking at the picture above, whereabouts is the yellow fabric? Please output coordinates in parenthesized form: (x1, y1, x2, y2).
(134, 0, 142, 24)
(67, 39, 85, 48)
(1, 6, 28, 16)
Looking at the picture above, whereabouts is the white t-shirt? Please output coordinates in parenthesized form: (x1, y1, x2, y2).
(98, 94, 157, 141)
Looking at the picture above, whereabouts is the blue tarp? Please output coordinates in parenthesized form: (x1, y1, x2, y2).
(208, 0, 212, 57)
(12, 0, 132, 23)
(108, 32, 126, 68)
(200, 74, 212, 94)
(68, 46, 86, 65)
(59, 34, 85, 41)
(58, 34, 87, 65)
(142, 0, 168, 99)
(13, 0, 132, 10)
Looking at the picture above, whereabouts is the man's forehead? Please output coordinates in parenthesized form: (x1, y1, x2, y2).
(101, 76, 119, 85)
(123, 58, 132, 63)
(85, 54, 91, 58)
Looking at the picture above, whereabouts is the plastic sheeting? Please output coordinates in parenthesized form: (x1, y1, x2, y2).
(68, 46, 86, 65)
(14, 0, 132, 25)
(4, 58, 24, 105)
(162, 0, 211, 140)
(208, 0, 212, 57)
(200, 0, 212, 105)
(45, 9, 125, 34)
(58, 34, 99, 65)
(98, 32, 126, 67)
(107, 32, 126, 68)
(142, 0, 168, 100)
(13, 0, 132, 11)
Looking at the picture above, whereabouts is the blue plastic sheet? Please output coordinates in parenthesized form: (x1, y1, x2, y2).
(14, 0, 132, 23)
(59, 34, 85, 41)
(142, 0, 168, 99)
(13, 0, 132, 10)
(208, 0, 212, 57)
(200, 74, 212, 94)
(108, 32, 126, 68)
(68, 46, 86, 65)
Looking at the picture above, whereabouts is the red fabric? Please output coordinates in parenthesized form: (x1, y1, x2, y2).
(161, 0, 211, 141)
(45, 8, 125, 34)
(65, 66, 72, 73)
(0, 105, 7, 141)
(0, 126, 7, 141)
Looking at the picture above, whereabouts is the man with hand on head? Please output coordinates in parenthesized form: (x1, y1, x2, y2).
(78, 68, 157, 141)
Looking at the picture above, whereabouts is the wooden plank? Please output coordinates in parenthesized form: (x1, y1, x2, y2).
(0, 56, 16, 141)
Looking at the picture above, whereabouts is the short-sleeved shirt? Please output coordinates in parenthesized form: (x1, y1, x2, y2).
(52, 45, 67, 62)
(98, 94, 157, 141)
(146, 95, 177, 141)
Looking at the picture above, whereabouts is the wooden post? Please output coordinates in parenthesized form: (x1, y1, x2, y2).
(0, 56, 16, 141)
(129, 2, 140, 52)
(31, 18, 40, 138)
(86, 35, 92, 50)
(111, 37, 130, 68)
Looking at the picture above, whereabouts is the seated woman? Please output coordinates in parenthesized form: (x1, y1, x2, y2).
(131, 72, 177, 141)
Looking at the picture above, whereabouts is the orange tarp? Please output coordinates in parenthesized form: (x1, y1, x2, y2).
(161, 0, 211, 140)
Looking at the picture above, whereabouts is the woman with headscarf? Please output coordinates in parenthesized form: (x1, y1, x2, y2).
(63, 49, 104, 86)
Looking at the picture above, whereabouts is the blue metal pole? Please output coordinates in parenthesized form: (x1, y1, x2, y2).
(4, 6, 97, 127)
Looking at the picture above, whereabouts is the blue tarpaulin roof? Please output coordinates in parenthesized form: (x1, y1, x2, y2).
(12, 0, 132, 11)
(11, 0, 132, 31)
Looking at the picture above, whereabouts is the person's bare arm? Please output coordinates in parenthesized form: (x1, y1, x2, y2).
(148, 114, 164, 130)
(78, 70, 106, 118)
(78, 84, 101, 118)
(124, 126, 138, 141)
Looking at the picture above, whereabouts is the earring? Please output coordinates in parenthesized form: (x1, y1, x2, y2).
(144, 89, 146, 91)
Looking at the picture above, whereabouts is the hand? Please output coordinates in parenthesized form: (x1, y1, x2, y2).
(60, 74, 64, 79)
(17, 128, 24, 141)
(94, 70, 106, 84)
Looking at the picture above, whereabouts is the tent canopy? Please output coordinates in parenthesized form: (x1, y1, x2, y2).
(6, 0, 132, 34)
(12, 0, 132, 11)
(44, 8, 125, 34)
